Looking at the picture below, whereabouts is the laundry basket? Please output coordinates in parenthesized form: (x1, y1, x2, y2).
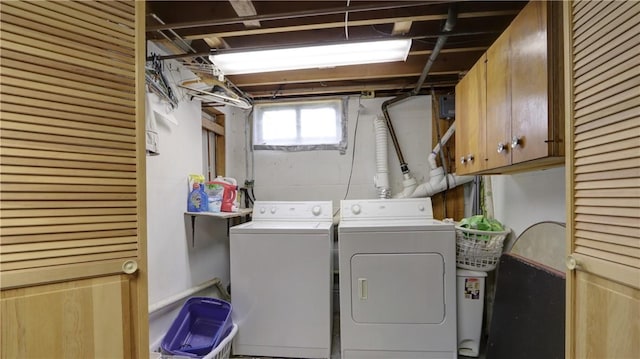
(161, 297, 233, 358)
(161, 323, 237, 359)
(455, 226, 510, 271)
(201, 323, 237, 359)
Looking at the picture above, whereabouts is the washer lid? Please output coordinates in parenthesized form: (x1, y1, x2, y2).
(339, 219, 454, 232)
(231, 220, 332, 234)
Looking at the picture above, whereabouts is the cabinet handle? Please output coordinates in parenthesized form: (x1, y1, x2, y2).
(122, 259, 138, 274)
(512, 136, 522, 149)
(497, 142, 508, 154)
(466, 154, 474, 162)
(460, 156, 467, 164)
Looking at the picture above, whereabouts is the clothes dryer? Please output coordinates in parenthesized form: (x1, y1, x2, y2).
(230, 201, 333, 358)
(338, 198, 457, 359)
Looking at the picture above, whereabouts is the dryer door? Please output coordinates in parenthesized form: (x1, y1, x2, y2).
(350, 253, 445, 324)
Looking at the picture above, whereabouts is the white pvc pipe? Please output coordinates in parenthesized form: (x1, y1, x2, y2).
(148, 277, 221, 314)
(407, 173, 474, 198)
(432, 121, 456, 155)
(394, 120, 472, 199)
(373, 115, 391, 198)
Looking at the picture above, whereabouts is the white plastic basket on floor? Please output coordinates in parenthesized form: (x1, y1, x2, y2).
(202, 323, 237, 359)
(161, 323, 238, 359)
(455, 226, 510, 271)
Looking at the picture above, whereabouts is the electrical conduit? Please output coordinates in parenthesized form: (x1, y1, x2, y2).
(380, 5, 458, 197)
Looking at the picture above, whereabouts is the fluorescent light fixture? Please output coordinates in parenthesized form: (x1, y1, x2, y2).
(209, 39, 412, 75)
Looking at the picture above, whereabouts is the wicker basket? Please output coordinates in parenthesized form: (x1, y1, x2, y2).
(455, 225, 510, 271)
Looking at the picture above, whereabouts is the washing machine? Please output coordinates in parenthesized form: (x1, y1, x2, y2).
(338, 198, 457, 359)
(229, 201, 333, 358)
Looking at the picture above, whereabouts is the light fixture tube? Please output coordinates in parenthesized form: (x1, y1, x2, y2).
(209, 39, 412, 75)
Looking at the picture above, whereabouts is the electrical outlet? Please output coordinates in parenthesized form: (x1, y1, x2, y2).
(361, 90, 375, 99)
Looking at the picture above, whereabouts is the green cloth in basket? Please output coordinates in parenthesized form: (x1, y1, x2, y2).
(459, 215, 505, 232)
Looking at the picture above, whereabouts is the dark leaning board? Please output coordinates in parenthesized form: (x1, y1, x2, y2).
(486, 253, 565, 359)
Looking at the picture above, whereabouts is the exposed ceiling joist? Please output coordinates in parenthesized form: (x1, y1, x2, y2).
(183, 10, 520, 40)
(147, 1, 441, 32)
(229, 0, 261, 28)
(229, 61, 463, 87)
(392, 21, 413, 35)
(248, 81, 456, 99)
(146, 1, 526, 99)
(203, 37, 230, 49)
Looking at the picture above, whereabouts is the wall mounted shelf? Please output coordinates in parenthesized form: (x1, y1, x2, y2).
(185, 209, 253, 246)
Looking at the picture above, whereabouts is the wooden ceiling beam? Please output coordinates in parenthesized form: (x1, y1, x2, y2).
(247, 81, 457, 99)
(147, 1, 441, 31)
(225, 52, 480, 87)
(183, 10, 519, 40)
(228, 0, 260, 28)
(230, 68, 461, 88)
(234, 70, 460, 87)
(203, 37, 230, 49)
(392, 21, 413, 35)
(410, 46, 488, 56)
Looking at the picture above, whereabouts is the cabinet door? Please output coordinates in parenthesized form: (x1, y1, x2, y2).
(566, 1, 640, 358)
(510, 0, 550, 163)
(0, 1, 148, 357)
(486, 29, 512, 169)
(455, 55, 486, 174)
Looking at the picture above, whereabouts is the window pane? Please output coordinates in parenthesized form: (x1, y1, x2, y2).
(253, 99, 346, 150)
(261, 109, 296, 140)
(300, 107, 337, 140)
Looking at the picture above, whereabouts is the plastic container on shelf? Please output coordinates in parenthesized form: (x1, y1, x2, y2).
(211, 177, 238, 212)
(455, 225, 510, 271)
(161, 297, 233, 358)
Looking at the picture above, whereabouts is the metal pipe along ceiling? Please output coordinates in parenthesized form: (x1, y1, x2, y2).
(381, 4, 458, 175)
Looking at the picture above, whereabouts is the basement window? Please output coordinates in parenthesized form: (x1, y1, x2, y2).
(253, 98, 347, 152)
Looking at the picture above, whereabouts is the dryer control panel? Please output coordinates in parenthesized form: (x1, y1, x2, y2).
(253, 201, 333, 221)
(341, 198, 434, 221)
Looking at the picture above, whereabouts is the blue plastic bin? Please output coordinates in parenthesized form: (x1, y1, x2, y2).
(161, 297, 233, 358)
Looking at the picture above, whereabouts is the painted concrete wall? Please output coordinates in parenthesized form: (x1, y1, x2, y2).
(146, 43, 231, 351)
(226, 96, 434, 210)
(462, 169, 566, 239)
(491, 166, 566, 238)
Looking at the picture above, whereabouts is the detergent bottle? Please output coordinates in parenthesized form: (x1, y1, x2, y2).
(212, 176, 239, 212)
(187, 183, 208, 212)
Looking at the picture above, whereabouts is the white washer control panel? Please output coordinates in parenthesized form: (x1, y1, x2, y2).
(253, 201, 333, 221)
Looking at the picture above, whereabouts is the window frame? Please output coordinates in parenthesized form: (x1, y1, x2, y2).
(252, 97, 348, 153)
(202, 111, 225, 180)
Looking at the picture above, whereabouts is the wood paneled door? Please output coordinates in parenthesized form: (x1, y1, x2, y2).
(0, 1, 149, 357)
(455, 53, 487, 175)
(564, 1, 640, 358)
